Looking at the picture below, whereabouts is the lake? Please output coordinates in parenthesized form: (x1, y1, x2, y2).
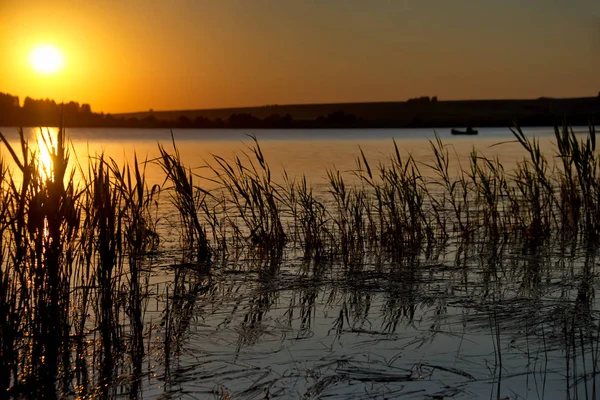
(0, 126, 568, 185)
(0, 126, 598, 399)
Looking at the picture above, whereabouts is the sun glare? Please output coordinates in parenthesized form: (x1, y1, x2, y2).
(36, 128, 58, 181)
(30, 45, 64, 75)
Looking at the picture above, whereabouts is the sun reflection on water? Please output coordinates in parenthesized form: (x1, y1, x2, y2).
(36, 127, 58, 181)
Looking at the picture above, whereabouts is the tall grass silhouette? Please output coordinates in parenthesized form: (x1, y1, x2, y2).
(0, 123, 599, 397)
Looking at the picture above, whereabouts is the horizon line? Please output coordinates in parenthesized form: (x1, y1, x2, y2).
(114, 95, 599, 115)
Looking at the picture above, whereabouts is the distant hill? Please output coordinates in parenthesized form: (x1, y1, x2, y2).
(114, 97, 600, 127)
(1, 92, 598, 128)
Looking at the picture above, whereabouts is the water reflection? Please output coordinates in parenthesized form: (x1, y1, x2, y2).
(0, 126, 571, 190)
(36, 127, 59, 181)
(3, 222, 600, 397)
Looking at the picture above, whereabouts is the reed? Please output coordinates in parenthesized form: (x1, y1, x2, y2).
(426, 133, 470, 238)
(157, 134, 211, 267)
(0, 127, 80, 397)
(289, 175, 330, 263)
(112, 155, 158, 395)
(327, 169, 366, 266)
(0, 122, 599, 397)
(90, 155, 121, 397)
(208, 136, 286, 266)
(377, 141, 430, 253)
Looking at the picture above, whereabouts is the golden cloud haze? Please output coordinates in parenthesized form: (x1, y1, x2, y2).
(1, 0, 599, 113)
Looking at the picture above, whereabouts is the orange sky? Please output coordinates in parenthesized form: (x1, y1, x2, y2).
(1, 0, 599, 113)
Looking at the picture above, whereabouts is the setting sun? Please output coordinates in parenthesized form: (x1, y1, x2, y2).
(29, 45, 64, 75)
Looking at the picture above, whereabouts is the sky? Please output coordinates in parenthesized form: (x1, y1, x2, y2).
(1, 0, 599, 113)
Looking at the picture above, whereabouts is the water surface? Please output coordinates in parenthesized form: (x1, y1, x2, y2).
(0, 126, 575, 185)
(0, 126, 598, 399)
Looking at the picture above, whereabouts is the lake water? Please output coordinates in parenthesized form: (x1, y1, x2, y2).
(0, 126, 598, 399)
(0, 126, 570, 186)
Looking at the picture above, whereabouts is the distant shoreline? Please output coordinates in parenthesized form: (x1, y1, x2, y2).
(115, 96, 600, 119)
(1, 94, 599, 129)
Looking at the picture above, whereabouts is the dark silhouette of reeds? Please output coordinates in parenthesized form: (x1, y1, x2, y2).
(1, 123, 600, 397)
(158, 134, 211, 267)
(208, 136, 286, 268)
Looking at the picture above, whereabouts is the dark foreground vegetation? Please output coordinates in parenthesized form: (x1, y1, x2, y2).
(2, 91, 599, 129)
(0, 123, 600, 398)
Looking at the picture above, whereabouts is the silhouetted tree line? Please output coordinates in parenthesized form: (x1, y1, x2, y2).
(407, 96, 438, 103)
(0, 93, 101, 127)
(1, 92, 599, 129)
(0, 93, 371, 128)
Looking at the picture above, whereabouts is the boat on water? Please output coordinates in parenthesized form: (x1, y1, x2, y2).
(451, 127, 478, 135)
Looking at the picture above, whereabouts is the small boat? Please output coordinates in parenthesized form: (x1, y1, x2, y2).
(451, 127, 478, 135)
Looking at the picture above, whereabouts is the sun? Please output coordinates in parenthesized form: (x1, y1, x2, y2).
(30, 45, 64, 75)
